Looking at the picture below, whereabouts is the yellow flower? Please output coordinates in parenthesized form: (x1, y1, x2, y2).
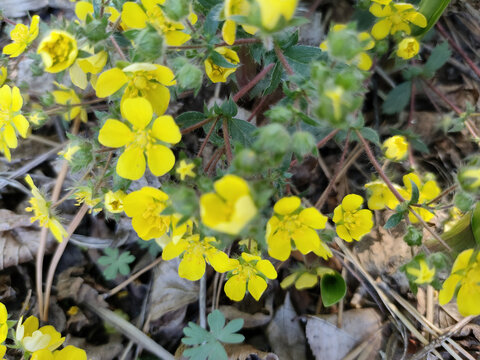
(98, 97, 180, 180)
(333, 194, 373, 242)
(176, 160, 195, 180)
(397, 37, 420, 59)
(123, 186, 170, 240)
(0, 302, 8, 343)
(32, 345, 87, 360)
(406, 258, 435, 284)
(320, 24, 375, 71)
(0, 85, 29, 161)
(162, 234, 236, 281)
(37, 30, 78, 73)
(224, 252, 277, 301)
(281, 269, 319, 290)
(383, 135, 408, 161)
(365, 181, 403, 210)
(16, 316, 65, 353)
(104, 190, 126, 214)
(266, 196, 329, 261)
(439, 249, 480, 316)
(200, 174, 257, 235)
(204, 47, 239, 83)
(95, 63, 176, 115)
(0, 345, 5, 360)
(58, 144, 80, 162)
(25, 175, 68, 242)
(369, 0, 427, 40)
(69, 49, 108, 89)
(222, 0, 257, 45)
(402, 173, 440, 223)
(29, 111, 47, 126)
(324, 86, 344, 121)
(74, 186, 101, 213)
(2, 15, 40, 57)
(52, 83, 87, 122)
(0, 67, 7, 86)
(121, 0, 191, 46)
(75, 1, 94, 22)
(155, 214, 193, 248)
(255, 0, 297, 30)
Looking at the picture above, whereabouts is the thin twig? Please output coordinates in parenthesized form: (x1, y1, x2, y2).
(223, 120, 233, 164)
(110, 35, 127, 61)
(199, 275, 207, 328)
(181, 117, 213, 135)
(274, 44, 294, 76)
(232, 63, 275, 102)
(197, 118, 219, 157)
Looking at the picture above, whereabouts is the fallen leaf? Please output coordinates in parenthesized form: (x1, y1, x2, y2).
(149, 258, 199, 322)
(219, 296, 273, 328)
(306, 308, 382, 360)
(266, 293, 306, 360)
(225, 344, 279, 360)
(66, 334, 124, 360)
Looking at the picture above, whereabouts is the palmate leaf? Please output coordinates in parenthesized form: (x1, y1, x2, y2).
(182, 310, 245, 360)
(98, 248, 135, 280)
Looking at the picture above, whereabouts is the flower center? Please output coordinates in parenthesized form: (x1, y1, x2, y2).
(44, 35, 72, 64)
(343, 210, 363, 231)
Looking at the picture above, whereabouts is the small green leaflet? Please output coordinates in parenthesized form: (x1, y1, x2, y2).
(182, 310, 245, 360)
(382, 81, 411, 115)
(384, 211, 405, 229)
(210, 51, 237, 69)
(320, 271, 347, 307)
(423, 42, 451, 78)
(98, 248, 135, 280)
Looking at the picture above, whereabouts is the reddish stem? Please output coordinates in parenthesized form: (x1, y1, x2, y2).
(222, 119, 233, 164)
(168, 38, 261, 50)
(233, 63, 275, 103)
(274, 44, 294, 76)
(181, 117, 213, 135)
(197, 118, 219, 157)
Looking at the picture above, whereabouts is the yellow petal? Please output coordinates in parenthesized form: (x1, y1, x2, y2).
(151, 115, 181, 144)
(121, 2, 148, 28)
(280, 273, 298, 289)
(53, 345, 87, 360)
(299, 207, 327, 229)
(162, 240, 188, 260)
(256, 259, 277, 279)
(116, 146, 146, 180)
(292, 226, 320, 254)
(207, 250, 238, 273)
(457, 281, 480, 316)
(178, 252, 206, 281)
(0, 302, 7, 323)
(4, 124, 17, 148)
(146, 144, 175, 176)
(214, 174, 250, 202)
(248, 275, 267, 301)
(69, 62, 88, 90)
(143, 85, 171, 116)
(75, 1, 94, 22)
(341, 194, 364, 211)
(267, 229, 291, 261)
(31, 349, 54, 360)
(222, 20, 236, 45)
(121, 97, 152, 130)
(13, 114, 29, 138)
(225, 275, 247, 302)
(98, 119, 133, 148)
(11, 86, 23, 111)
(274, 196, 301, 215)
(371, 19, 392, 40)
(336, 224, 352, 242)
(95, 68, 128, 98)
(165, 31, 191, 46)
(295, 272, 318, 290)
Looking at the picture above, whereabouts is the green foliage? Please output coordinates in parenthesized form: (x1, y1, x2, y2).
(471, 202, 480, 246)
(182, 310, 244, 360)
(404, 225, 423, 246)
(382, 81, 411, 115)
(423, 42, 451, 78)
(384, 211, 405, 229)
(320, 271, 347, 307)
(98, 248, 135, 280)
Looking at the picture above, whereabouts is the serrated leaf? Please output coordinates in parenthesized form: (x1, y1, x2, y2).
(176, 111, 208, 129)
(228, 118, 257, 146)
(384, 212, 405, 229)
(382, 81, 411, 115)
(320, 271, 346, 307)
(423, 42, 451, 77)
(203, 3, 222, 37)
(360, 127, 380, 146)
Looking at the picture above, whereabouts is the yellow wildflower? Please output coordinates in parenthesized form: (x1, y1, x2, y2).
(266, 196, 330, 261)
(333, 194, 373, 242)
(369, 0, 427, 40)
(69, 48, 108, 89)
(67, 306, 80, 316)
(439, 249, 480, 316)
(163, 234, 236, 281)
(58, 144, 80, 162)
(53, 345, 87, 360)
(29, 111, 47, 126)
(222, 0, 257, 45)
(74, 187, 101, 213)
(0, 85, 29, 161)
(320, 24, 375, 71)
(224, 252, 277, 301)
(397, 37, 420, 59)
(121, 0, 191, 46)
(25, 175, 68, 242)
(95, 63, 175, 115)
(383, 135, 408, 161)
(0, 67, 7, 86)
(0, 303, 7, 343)
(255, 0, 297, 30)
(2, 15, 40, 57)
(52, 83, 87, 122)
(365, 181, 404, 210)
(324, 86, 344, 121)
(0, 345, 5, 360)
(176, 160, 196, 180)
(200, 174, 257, 235)
(123, 187, 170, 240)
(75, 1, 94, 22)
(402, 173, 440, 223)
(98, 97, 181, 180)
(16, 316, 64, 353)
(104, 190, 126, 214)
(37, 30, 78, 73)
(406, 258, 435, 284)
(155, 214, 193, 248)
(204, 47, 239, 83)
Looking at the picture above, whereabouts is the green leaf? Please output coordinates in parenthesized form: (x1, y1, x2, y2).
(208, 310, 226, 335)
(320, 271, 346, 307)
(203, 3, 222, 37)
(412, 0, 451, 37)
(382, 81, 411, 115)
(409, 180, 420, 205)
(98, 248, 135, 280)
(423, 42, 451, 77)
(210, 51, 237, 69)
(228, 118, 257, 146)
(384, 212, 405, 229)
(470, 202, 480, 245)
(282, 45, 325, 76)
(404, 225, 423, 246)
(359, 127, 380, 146)
(176, 111, 208, 129)
(220, 98, 238, 117)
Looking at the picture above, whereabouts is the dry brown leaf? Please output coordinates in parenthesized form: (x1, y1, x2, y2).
(66, 334, 124, 360)
(266, 293, 306, 360)
(0, 209, 55, 270)
(219, 297, 273, 328)
(149, 258, 199, 322)
(306, 308, 382, 360)
(225, 344, 279, 360)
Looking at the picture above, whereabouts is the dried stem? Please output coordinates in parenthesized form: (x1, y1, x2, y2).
(199, 275, 207, 328)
